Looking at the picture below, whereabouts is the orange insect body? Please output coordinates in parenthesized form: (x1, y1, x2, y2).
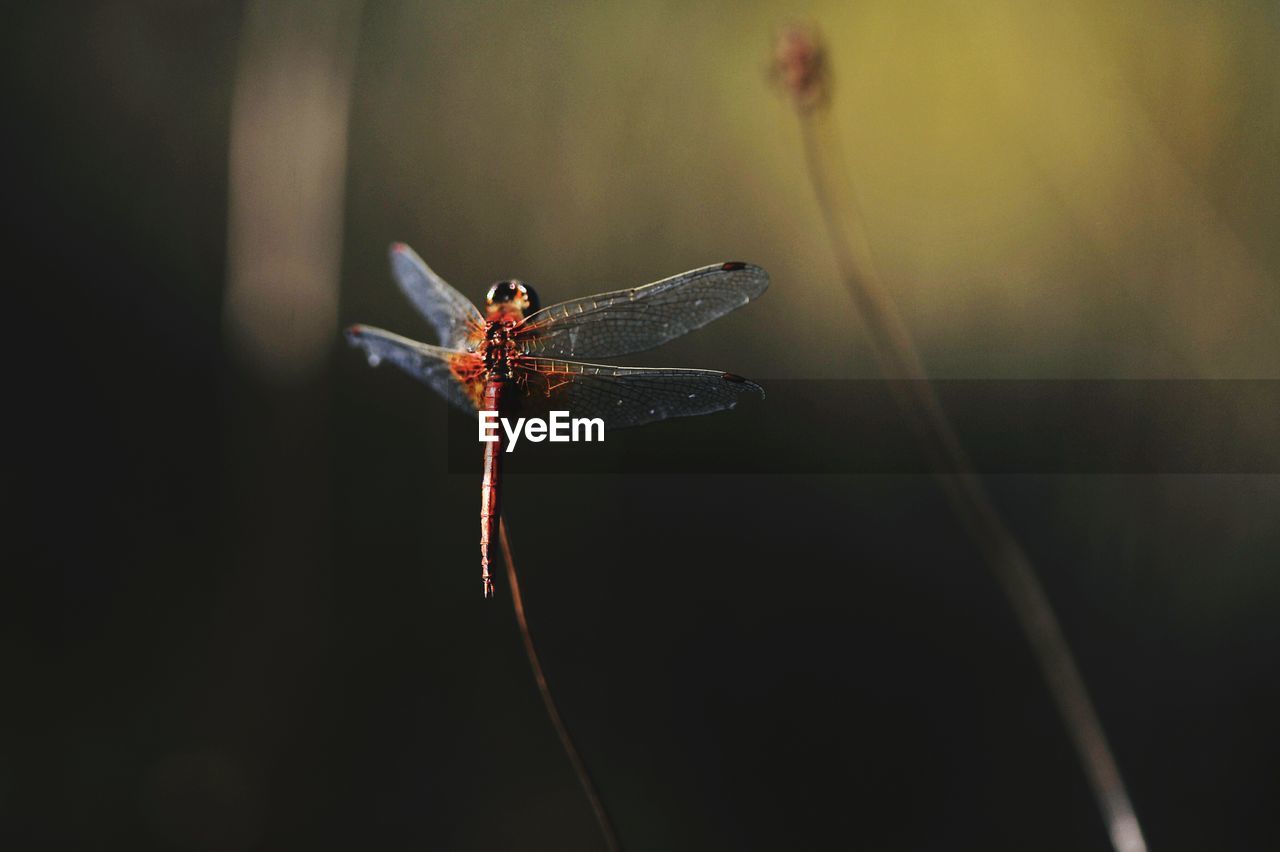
(347, 246, 768, 598)
(472, 281, 537, 598)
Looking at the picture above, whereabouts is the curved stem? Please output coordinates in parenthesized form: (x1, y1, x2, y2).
(498, 519, 622, 852)
(776, 27, 1147, 852)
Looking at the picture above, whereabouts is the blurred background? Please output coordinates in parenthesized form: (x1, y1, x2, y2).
(6, 1, 1280, 850)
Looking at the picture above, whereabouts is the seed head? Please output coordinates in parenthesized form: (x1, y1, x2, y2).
(772, 24, 829, 112)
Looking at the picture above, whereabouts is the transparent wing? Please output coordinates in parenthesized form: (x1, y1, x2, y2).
(513, 262, 769, 359)
(512, 356, 763, 430)
(389, 242, 484, 351)
(345, 324, 481, 416)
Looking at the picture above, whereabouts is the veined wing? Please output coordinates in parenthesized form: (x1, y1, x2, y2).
(512, 356, 763, 430)
(513, 262, 769, 359)
(345, 324, 482, 416)
(389, 242, 484, 351)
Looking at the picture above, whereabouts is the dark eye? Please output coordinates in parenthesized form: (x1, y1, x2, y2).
(485, 280, 539, 313)
(521, 283, 540, 313)
(486, 281, 516, 303)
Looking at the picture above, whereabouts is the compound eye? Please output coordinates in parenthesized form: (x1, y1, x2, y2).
(519, 283, 540, 313)
(486, 278, 522, 305)
(486, 280, 519, 304)
(485, 280, 538, 313)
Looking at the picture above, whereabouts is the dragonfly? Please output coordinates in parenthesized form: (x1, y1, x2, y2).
(346, 243, 769, 598)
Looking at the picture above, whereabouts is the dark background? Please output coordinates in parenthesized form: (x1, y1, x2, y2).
(6, 2, 1280, 850)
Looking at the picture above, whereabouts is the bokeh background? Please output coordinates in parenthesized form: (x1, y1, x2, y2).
(7, 1, 1280, 850)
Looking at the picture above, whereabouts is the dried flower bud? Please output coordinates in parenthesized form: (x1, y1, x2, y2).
(772, 24, 828, 112)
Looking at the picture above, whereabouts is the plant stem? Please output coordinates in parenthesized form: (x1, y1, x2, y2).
(775, 26, 1148, 852)
(498, 519, 622, 852)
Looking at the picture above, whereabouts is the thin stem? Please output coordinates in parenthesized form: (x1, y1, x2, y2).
(775, 27, 1148, 852)
(498, 518, 622, 852)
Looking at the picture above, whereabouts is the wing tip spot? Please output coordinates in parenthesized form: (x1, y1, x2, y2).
(722, 261, 747, 271)
(723, 372, 765, 398)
